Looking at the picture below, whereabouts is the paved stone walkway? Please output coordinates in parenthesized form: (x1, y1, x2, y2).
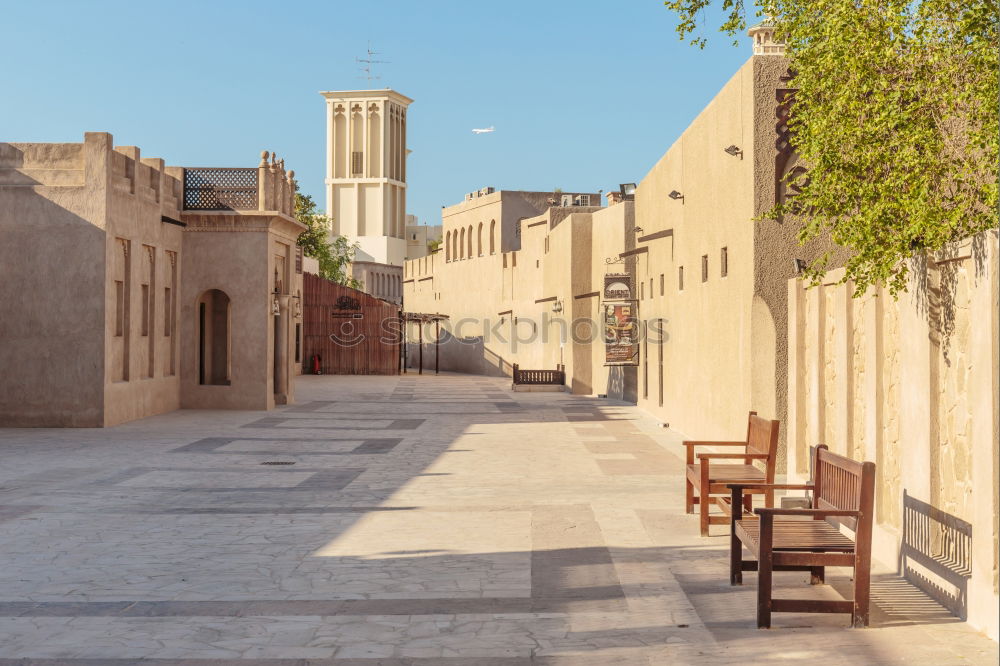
(0, 373, 996, 664)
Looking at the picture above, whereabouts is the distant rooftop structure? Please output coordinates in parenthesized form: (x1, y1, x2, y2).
(748, 19, 785, 56)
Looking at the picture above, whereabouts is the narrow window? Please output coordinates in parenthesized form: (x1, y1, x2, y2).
(640, 281, 644, 300)
(679, 266, 684, 291)
(701, 255, 709, 282)
(642, 321, 648, 399)
(115, 281, 124, 336)
(141, 284, 150, 336)
(660, 274, 664, 296)
(721, 247, 728, 277)
(164, 287, 172, 336)
(351, 151, 363, 175)
(295, 323, 301, 363)
(650, 278, 654, 296)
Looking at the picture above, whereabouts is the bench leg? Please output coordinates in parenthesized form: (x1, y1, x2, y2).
(730, 485, 743, 585)
(810, 566, 825, 585)
(698, 464, 710, 536)
(685, 478, 694, 514)
(852, 553, 872, 628)
(757, 515, 774, 629)
(730, 531, 743, 585)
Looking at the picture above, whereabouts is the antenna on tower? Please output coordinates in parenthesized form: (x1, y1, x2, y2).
(356, 42, 389, 87)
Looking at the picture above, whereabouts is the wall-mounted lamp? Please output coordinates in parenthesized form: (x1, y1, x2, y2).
(668, 190, 684, 201)
(552, 300, 564, 313)
(272, 297, 281, 316)
(793, 258, 807, 274)
(633, 226, 644, 234)
(724, 144, 743, 158)
(619, 183, 637, 201)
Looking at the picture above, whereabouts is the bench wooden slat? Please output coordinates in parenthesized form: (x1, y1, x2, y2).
(736, 520, 856, 553)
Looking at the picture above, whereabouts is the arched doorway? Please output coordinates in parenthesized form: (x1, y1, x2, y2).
(198, 289, 231, 386)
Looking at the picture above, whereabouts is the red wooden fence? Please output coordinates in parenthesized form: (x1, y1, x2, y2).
(302, 273, 400, 375)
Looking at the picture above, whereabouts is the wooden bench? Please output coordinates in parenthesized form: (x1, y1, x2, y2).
(728, 444, 876, 628)
(683, 411, 780, 536)
(511, 363, 565, 387)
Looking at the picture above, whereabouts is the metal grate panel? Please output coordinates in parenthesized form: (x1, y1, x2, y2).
(183, 168, 258, 210)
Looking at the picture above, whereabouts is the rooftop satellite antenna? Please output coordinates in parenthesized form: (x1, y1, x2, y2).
(356, 43, 389, 87)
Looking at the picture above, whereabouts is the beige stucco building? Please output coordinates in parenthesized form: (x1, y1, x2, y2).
(404, 27, 818, 432)
(321, 88, 412, 301)
(405, 216, 442, 260)
(628, 28, 837, 454)
(0, 132, 305, 427)
(404, 188, 630, 397)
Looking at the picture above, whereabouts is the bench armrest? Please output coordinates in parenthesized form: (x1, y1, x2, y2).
(682, 441, 747, 447)
(697, 453, 768, 460)
(755, 507, 859, 517)
(726, 483, 814, 491)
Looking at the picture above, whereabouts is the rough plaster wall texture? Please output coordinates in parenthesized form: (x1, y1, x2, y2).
(0, 142, 84, 187)
(786, 280, 809, 476)
(102, 148, 185, 426)
(822, 285, 840, 455)
(0, 134, 112, 426)
(850, 292, 868, 462)
(878, 290, 903, 530)
(802, 289, 814, 457)
(931, 261, 974, 524)
(179, 222, 270, 410)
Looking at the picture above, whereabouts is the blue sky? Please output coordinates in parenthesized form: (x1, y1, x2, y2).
(2, 0, 751, 227)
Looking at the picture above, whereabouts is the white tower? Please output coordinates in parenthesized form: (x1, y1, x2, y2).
(320, 89, 413, 267)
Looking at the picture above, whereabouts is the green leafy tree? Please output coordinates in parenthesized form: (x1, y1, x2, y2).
(427, 238, 442, 253)
(294, 191, 363, 289)
(664, 0, 999, 295)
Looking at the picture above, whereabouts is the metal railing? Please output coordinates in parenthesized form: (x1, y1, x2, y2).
(183, 168, 258, 210)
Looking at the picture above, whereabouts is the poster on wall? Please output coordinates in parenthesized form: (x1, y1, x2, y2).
(603, 300, 639, 366)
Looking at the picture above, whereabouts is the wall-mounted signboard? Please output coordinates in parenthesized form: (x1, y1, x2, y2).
(603, 300, 639, 366)
(603, 273, 633, 301)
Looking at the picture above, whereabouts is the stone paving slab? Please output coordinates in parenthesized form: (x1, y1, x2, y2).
(0, 372, 995, 664)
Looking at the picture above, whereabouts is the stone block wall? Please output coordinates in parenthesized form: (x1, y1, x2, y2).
(786, 231, 999, 639)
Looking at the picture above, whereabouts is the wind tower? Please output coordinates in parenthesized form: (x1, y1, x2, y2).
(320, 87, 413, 270)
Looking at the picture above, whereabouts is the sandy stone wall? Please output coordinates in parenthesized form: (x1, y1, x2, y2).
(786, 231, 999, 639)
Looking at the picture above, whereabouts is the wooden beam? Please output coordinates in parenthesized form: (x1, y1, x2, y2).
(619, 246, 649, 258)
(637, 229, 673, 243)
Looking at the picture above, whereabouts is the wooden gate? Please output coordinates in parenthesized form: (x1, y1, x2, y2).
(302, 273, 400, 375)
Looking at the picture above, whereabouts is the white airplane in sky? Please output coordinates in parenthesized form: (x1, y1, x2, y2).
(471, 126, 495, 134)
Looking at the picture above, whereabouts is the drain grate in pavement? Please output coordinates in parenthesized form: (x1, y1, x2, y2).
(260, 461, 296, 465)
